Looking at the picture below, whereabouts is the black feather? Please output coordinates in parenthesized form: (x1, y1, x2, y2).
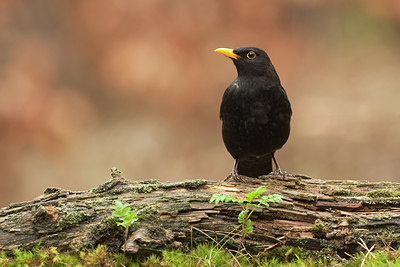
(218, 47, 292, 178)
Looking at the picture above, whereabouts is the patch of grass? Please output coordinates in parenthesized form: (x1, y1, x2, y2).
(161, 244, 236, 267)
(1, 243, 400, 266)
(347, 246, 400, 267)
(0, 244, 330, 267)
(259, 246, 337, 266)
(0, 244, 135, 267)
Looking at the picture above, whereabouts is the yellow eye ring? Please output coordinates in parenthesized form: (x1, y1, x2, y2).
(247, 51, 256, 59)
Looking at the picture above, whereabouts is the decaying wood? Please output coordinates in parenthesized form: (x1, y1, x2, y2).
(1, 174, 400, 259)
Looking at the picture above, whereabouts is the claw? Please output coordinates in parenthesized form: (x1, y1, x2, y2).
(269, 169, 286, 180)
(270, 168, 283, 176)
(224, 159, 243, 182)
(224, 171, 242, 182)
(271, 153, 287, 179)
(269, 169, 291, 180)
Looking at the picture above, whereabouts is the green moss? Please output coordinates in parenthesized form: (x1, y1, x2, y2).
(84, 217, 123, 251)
(31, 206, 66, 233)
(167, 201, 192, 212)
(260, 245, 339, 265)
(89, 217, 119, 236)
(366, 189, 400, 198)
(0, 245, 136, 266)
(376, 229, 400, 246)
(371, 213, 392, 221)
(297, 193, 318, 202)
(261, 246, 306, 262)
(353, 194, 400, 205)
(183, 179, 208, 189)
(136, 204, 160, 221)
(162, 180, 208, 190)
(92, 180, 120, 194)
(93, 179, 207, 197)
(3, 243, 400, 266)
(346, 247, 400, 267)
(43, 187, 67, 195)
(304, 249, 338, 265)
(319, 239, 338, 251)
(331, 190, 352, 196)
(131, 184, 159, 194)
(56, 208, 93, 230)
(347, 216, 359, 224)
(311, 219, 333, 238)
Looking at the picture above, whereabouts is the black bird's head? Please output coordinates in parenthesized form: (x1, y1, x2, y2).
(215, 47, 280, 84)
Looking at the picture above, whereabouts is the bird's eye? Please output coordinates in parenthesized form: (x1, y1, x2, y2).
(247, 51, 256, 60)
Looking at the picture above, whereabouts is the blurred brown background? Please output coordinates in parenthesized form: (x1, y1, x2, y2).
(1, 0, 400, 207)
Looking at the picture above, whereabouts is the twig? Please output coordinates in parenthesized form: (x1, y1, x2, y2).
(359, 238, 375, 267)
(358, 238, 376, 260)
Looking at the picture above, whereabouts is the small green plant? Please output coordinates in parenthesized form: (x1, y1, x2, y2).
(210, 186, 282, 252)
(111, 200, 138, 263)
(4, 242, 400, 266)
(0, 245, 137, 266)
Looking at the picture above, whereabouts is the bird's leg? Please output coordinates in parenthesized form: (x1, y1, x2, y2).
(270, 153, 286, 178)
(224, 159, 242, 182)
(272, 153, 282, 174)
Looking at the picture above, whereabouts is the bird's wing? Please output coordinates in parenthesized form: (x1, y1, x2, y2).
(219, 82, 238, 120)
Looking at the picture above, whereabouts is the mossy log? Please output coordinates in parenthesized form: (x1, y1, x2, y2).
(1, 174, 400, 259)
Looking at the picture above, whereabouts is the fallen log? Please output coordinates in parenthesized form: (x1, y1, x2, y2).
(1, 173, 400, 260)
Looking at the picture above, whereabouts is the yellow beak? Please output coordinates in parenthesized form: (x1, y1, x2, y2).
(215, 48, 240, 60)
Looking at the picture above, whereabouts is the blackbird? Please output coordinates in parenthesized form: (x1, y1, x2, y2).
(215, 47, 292, 181)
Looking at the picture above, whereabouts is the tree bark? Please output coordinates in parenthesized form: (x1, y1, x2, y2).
(1, 174, 400, 259)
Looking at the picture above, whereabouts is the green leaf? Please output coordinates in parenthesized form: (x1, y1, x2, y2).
(245, 186, 266, 203)
(220, 195, 228, 202)
(238, 210, 247, 224)
(113, 200, 125, 210)
(244, 219, 253, 234)
(285, 247, 294, 257)
(209, 194, 217, 203)
(49, 247, 58, 255)
(125, 212, 138, 225)
(261, 194, 282, 203)
(257, 199, 270, 207)
(121, 206, 131, 217)
(210, 194, 222, 204)
(210, 194, 239, 204)
(112, 199, 139, 229)
(112, 211, 123, 217)
(223, 195, 239, 203)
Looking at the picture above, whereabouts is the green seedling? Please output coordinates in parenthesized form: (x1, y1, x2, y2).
(111, 200, 138, 264)
(210, 186, 282, 252)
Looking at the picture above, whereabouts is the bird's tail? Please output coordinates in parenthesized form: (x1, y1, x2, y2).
(237, 154, 272, 178)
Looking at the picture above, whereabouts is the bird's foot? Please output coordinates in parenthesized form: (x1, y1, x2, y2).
(224, 170, 242, 182)
(269, 169, 288, 179)
(270, 168, 283, 175)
